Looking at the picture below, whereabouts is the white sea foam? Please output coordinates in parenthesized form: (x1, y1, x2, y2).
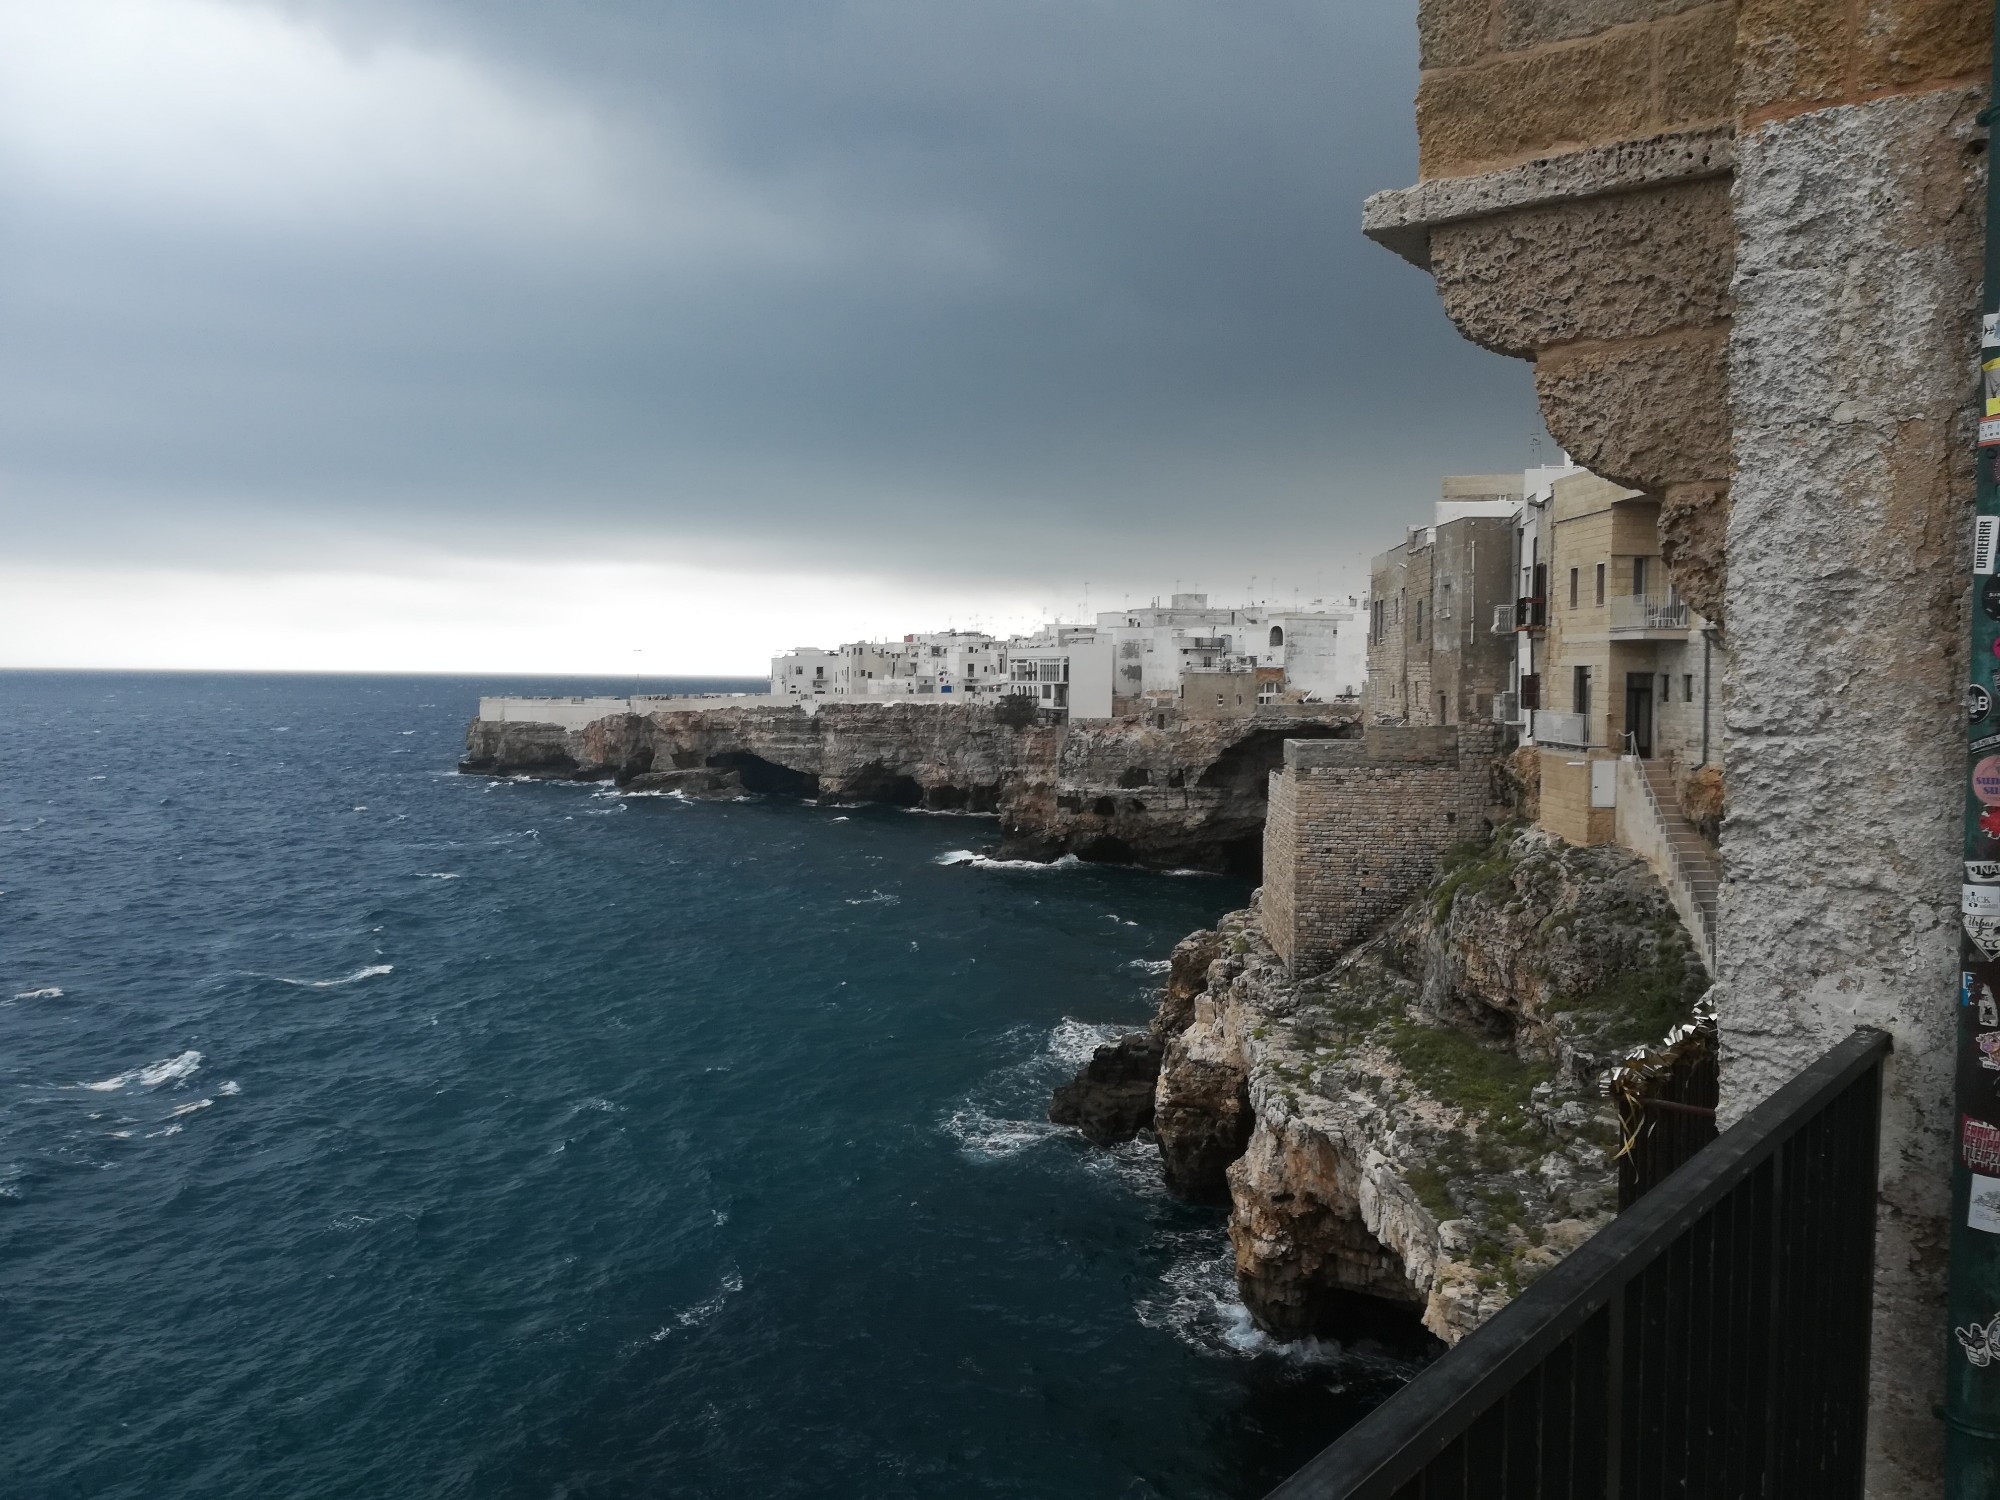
(146, 1123, 184, 1138)
(844, 891, 900, 906)
(167, 1098, 213, 1118)
(218, 1081, 242, 1096)
(268, 964, 393, 988)
(1162, 868, 1217, 878)
(935, 850, 1083, 872)
(650, 1271, 745, 1340)
(80, 1050, 203, 1092)
(1045, 1018, 1128, 1069)
(13, 986, 65, 1000)
(830, 816, 851, 822)
(939, 1104, 1069, 1159)
(330, 1212, 376, 1231)
(1125, 959, 1173, 975)
(416, 872, 462, 880)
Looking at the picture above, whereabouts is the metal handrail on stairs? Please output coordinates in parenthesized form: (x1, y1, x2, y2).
(1628, 759, 1717, 976)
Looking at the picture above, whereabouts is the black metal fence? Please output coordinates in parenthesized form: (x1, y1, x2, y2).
(1614, 1019, 1720, 1211)
(1265, 1027, 1889, 1500)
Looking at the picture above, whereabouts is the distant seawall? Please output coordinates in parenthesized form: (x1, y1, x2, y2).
(461, 697, 1362, 872)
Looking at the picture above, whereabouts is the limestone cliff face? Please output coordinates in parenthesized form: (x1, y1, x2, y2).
(1072, 829, 1705, 1345)
(462, 701, 1358, 871)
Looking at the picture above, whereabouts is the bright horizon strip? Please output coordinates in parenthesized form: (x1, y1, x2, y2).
(0, 558, 1071, 676)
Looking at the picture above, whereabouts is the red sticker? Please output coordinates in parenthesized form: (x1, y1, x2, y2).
(1966, 1117, 2000, 1173)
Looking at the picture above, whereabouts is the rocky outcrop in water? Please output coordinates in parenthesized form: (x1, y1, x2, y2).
(462, 700, 1359, 871)
(1058, 828, 1706, 1346)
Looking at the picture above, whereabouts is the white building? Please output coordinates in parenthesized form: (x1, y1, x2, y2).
(1091, 593, 1366, 709)
(1003, 627, 1114, 719)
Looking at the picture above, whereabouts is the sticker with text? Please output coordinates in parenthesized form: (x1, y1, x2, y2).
(1973, 1175, 2000, 1235)
(1964, 1116, 2000, 1173)
(1959, 1312, 2000, 1366)
(1967, 915, 2000, 960)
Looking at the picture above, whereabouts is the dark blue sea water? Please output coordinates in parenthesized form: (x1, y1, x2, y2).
(1, 672, 1410, 1500)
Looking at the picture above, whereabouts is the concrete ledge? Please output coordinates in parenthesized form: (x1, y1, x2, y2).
(1361, 124, 1735, 268)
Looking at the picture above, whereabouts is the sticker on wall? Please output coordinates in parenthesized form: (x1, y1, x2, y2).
(1970, 861, 2000, 884)
(1976, 1031, 2000, 1071)
(1984, 577, 2000, 623)
(1983, 418, 2000, 449)
(1986, 312, 2000, 349)
(1973, 685, 1993, 726)
(1958, 1312, 2000, 1366)
(1975, 1176, 2000, 1235)
(1968, 885, 2000, 916)
(1964, 1115, 2000, 1173)
(1985, 357, 2000, 419)
(1976, 734, 2000, 757)
(1982, 984, 1998, 1028)
(1974, 759, 2000, 805)
(1968, 916, 2000, 958)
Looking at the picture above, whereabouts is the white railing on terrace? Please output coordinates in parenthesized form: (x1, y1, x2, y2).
(1492, 690, 1520, 726)
(1609, 593, 1691, 632)
(1532, 709, 1591, 748)
(1491, 604, 1515, 636)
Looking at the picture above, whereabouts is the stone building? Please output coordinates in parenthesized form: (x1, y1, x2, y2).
(1262, 725, 1500, 975)
(1363, 3, 1988, 1488)
(1365, 480, 1521, 726)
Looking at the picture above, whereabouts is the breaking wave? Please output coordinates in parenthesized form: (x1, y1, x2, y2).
(13, 986, 65, 1000)
(1125, 959, 1173, 975)
(938, 1105, 1070, 1159)
(80, 1050, 203, 1092)
(266, 964, 393, 988)
(935, 850, 1083, 872)
(650, 1271, 745, 1340)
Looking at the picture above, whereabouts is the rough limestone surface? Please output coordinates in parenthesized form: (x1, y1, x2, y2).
(1717, 88, 1984, 1493)
(1047, 1032, 1162, 1146)
(1133, 831, 1706, 1345)
(461, 701, 1359, 871)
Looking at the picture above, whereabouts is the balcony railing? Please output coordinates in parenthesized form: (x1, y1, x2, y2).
(1490, 690, 1520, 726)
(1531, 709, 1589, 748)
(1609, 593, 1691, 632)
(1263, 1027, 1889, 1500)
(1489, 604, 1515, 637)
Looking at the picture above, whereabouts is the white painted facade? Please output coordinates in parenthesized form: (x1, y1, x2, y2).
(1003, 627, 1114, 720)
(1092, 593, 1366, 705)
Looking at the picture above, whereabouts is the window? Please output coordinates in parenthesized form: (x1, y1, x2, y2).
(1573, 665, 1591, 719)
(1569, 569, 1579, 608)
(1633, 556, 1649, 597)
(1684, 673, 1695, 703)
(1660, 674, 1670, 703)
(1269, 625, 1284, 648)
(1439, 583, 1453, 620)
(1594, 563, 1606, 606)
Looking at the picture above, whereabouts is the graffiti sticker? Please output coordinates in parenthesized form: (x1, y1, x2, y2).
(1968, 915, 2000, 959)
(1966, 885, 2000, 915)
(1959, 1312, 2000, 1366)
(1973, 685, 1993, 726)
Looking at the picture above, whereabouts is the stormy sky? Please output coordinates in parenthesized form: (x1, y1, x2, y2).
(0, 0, 1547, 674)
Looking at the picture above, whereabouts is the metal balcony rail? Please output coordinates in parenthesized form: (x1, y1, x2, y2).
(1608, 593, 1691, 632)
(1490, 605, 1515, 636)
(1491, 691, 1520, 727)
(1263, 1026, 1888, 1500)
(1531, 709, 1590, 748)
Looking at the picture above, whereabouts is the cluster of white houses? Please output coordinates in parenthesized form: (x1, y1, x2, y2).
(771, 459, 1720, 864)
(770, 595, 1369, 722)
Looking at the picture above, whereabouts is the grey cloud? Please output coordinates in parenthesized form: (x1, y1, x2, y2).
(0, 0, 1546, 590)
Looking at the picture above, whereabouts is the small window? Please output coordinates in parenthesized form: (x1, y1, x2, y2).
(1683, 673, 1695, 702)
(1569, 569, 1579, 608)
(1594, 563, 1606, 606)
(1269, 625, 1284, 648)
(1633, 557, 1649, 597)
(1574, 665, 1591, 719)
(1439, 583, 1453, 620)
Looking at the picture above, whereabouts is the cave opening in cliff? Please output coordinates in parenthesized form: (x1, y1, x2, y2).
(842, 762, 925, 807)
(1195, 722, 1359, 799)
(703, 752, 819, 799)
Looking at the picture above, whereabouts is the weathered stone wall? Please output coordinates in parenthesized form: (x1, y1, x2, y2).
(1370, 1, 1989, 1489)
(1263, 725, 1501, 974)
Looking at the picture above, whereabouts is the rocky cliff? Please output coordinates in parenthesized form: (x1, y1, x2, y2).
(1060, 828, 1707, 1345)
(462, 700, 1359, 872)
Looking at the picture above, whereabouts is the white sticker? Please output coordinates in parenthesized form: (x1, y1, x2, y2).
(1965, 885, 2000, 915)
(1960, 1312, 2000, 1365)
(1982, 418, 2000, 449)
(1966, 914, 2000, 958)
(1974, 1177, 2000, 1234)
(1970, 861, 2000, 884)
(1985, 313, 2000, 349)
(1979, 517, 2000, 573)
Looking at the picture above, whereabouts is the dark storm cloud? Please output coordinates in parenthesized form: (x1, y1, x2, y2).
(0, 0, 1544, 587)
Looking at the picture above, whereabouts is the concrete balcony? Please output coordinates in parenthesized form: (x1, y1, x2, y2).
(1609, 593, 1690, 634)
(1532, 709, 1591, 748)
(1491, 690, 1521, 726)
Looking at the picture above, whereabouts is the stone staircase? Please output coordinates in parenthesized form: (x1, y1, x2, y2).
(1632, 759, 1719, 975)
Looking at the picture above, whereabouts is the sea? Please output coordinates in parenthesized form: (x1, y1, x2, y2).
(0, 672, 1416, 1500)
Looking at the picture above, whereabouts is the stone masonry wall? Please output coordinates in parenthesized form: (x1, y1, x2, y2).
(1263, 725, 1500, 975)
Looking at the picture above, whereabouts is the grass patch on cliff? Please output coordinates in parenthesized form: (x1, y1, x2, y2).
(1558, 920, 1704, 1051)
(1386, 1020, 1551, 1119)
(1430, 828, 1519, 924)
